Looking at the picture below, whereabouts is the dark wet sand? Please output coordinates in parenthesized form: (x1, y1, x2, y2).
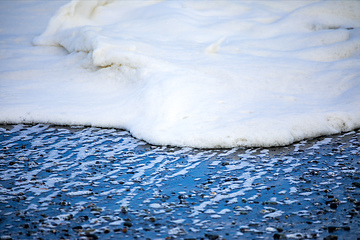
(0, 124, 359, 240)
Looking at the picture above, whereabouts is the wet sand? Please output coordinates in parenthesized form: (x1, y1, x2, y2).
(0, 124, 359, 240)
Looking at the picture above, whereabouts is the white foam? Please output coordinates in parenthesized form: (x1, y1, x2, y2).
(1, 0, 360, 148)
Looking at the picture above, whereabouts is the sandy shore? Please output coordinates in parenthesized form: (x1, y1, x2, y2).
(0, 124, 359, 240)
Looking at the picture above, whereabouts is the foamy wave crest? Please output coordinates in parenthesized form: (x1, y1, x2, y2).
(1, 0, 360, 147)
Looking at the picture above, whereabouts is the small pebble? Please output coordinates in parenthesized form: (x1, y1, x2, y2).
(324, 235, 338, 240)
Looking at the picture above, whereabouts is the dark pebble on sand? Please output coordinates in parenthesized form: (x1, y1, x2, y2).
(343, 226, 350, 231)
(124, 222, 133, 227)
(324, 235, 338, 240)
(273, 233, 286, 239)
(84, 234, 98, 240)
(329, 203, 338, 209)
(204, 233, 219, 240)
(328, 226, 338, 233)
(328, 226, 351, 233)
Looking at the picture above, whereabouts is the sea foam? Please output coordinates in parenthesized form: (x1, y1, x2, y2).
(1, 0, 360, 148)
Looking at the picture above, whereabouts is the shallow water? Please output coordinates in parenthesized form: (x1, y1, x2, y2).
(0, 124, 359, 240)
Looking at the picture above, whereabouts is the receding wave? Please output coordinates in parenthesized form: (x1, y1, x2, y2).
(1, 0, 360, 148)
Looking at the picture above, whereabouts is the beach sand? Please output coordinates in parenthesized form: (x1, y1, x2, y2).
(0, 124, 359, 239)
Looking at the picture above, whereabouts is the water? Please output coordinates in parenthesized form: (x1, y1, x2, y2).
(0, 124, 359, 239)
(2, 0, 360, 148)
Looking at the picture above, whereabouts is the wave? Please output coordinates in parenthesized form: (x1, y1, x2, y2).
(1, 0, 360, 148)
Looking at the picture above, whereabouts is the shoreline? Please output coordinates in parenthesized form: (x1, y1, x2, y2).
(0, 124, 359, 240)
(1, 123, 359, 150)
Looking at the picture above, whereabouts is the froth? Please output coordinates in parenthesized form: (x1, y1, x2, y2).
(1, 0, 360, 147)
